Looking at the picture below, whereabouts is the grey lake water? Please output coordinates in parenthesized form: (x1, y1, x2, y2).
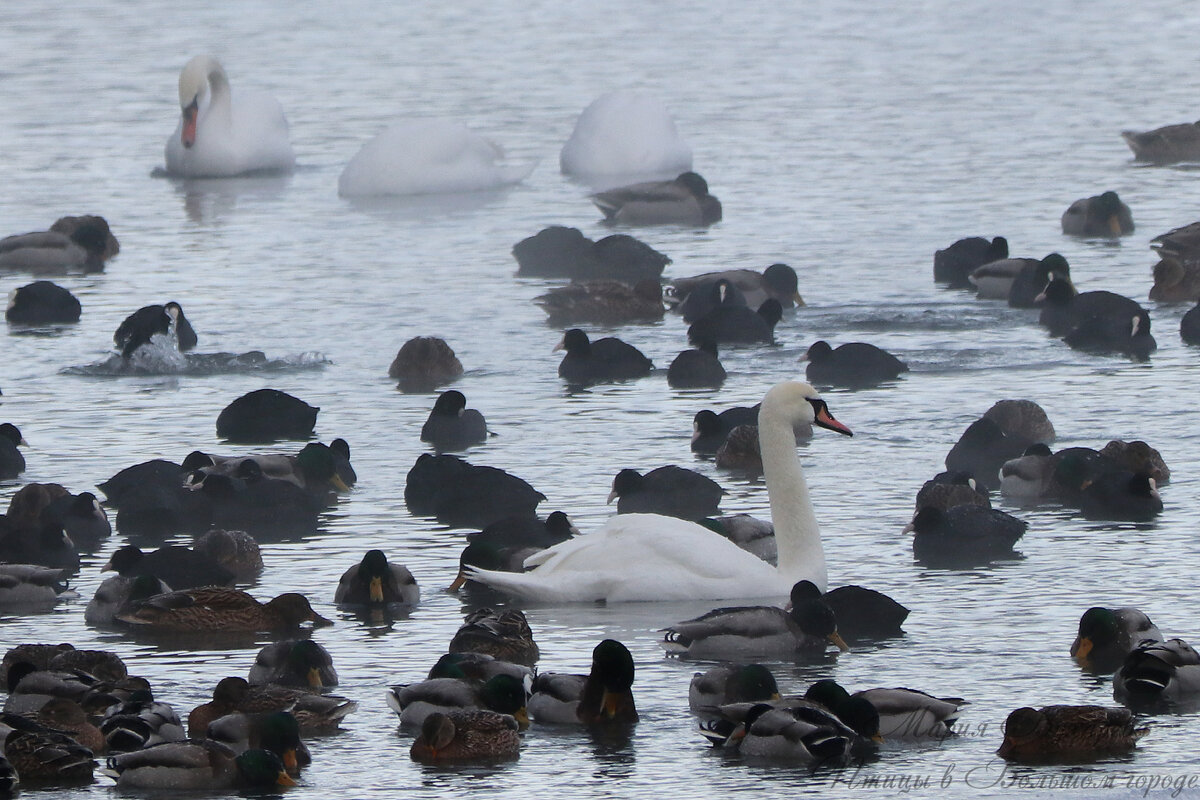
(3, 1, 1200, 798)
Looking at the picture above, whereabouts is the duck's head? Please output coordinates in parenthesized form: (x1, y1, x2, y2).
(591, 639, 635, 692)
(235, 749, 297, 788)
(268, 593, 332, 629)
(675, 171, 710, 197)
(998, 707, 1047, 757)
(358, 549, 391, 602)
(725, 664, 780, 703)
(258, 711, 303, 772)
(479, 674, 531, 729)
(1071, 606, 1120, 666)
(211, 676, 251, 705)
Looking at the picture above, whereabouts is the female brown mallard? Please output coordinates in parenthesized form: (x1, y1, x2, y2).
(448, 607, 539, 666)
(1122, 121, 1200, 164)
(998, 705, 1148, 762)
(114, 587, 330, 633)
(410, 710, 520, 763)
(188, 676, 357, 737)
(2, 725, 96, 784)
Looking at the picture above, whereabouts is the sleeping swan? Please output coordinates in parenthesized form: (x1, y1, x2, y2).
(466, 381, 851, 602)
(338, 118, 535, 197)
(165, 55, 295, 178)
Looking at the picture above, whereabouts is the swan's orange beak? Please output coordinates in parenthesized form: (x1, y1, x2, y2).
(181, 101, 198, 148)
(810, 399, 852, 436)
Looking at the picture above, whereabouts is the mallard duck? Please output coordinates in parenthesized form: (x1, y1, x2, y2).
(410, 710, 520, 763)
(334, 549, 418, 608)
(387, 335, 463, 392)
(215, 389, 318, 443)
(2, 725, 96, 783)
(670, 264, 803, 317)
(6, 281, 81, 324)
(113, 302, 196, 359)
(448, 608, 539, 666)
(667, 340, 726, 389)
(1122, 121, 1200, 164)
(1114, 638, 1200, 710)
(904, 505, 1026, 566)
(915, 470, 991, 511)
(534, 279, 665, 326)
(191, 529, 262, 579)
(1062, 191, 1134, 237)
(114, 587, 330, 633)
(420, 390, 489, 452)
(933, 236, 1008, 288)
(999, 444, 1055, 500)
(528, 639, 638, 725)
(661, 588, 848, 658)
(427, 653, 534, 687)
(1072, 607, 1162, 674)
(404, 453, 545, 529)
(103, 740, 294, 789)
(205, 710, 309, 774)
(248, 640, 338, 689)
(591, 171, 721, 227)
(386, 673, 530, 728)
(805, 679, 963, 740)
(687, 298, 782, 346)
(0, 215, 115, 273)
(0, 564, 74, 609)
(715, 425, 762, 473)
(689, 664, 779, 713)
(555, 328, 653, 385)
(998, 705, 1147, 762)
(608, 465, 723, 522)
(32, 697, 105, 753)
(0, 423, 27, 479)
(188, 676, 356, 738)
(1149, 221, 1200, 301)
(578, 639, 639, 725)
(1, 643, 73, 683)
(719, 702, 876, 763)
(802, 340, 907, 387)
(98, 689, 186, 753)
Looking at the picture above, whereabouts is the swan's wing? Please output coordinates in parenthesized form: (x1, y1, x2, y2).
(470, 513, 784, 602)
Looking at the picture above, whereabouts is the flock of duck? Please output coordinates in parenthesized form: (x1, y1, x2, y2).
(4, 51, 1200, 793)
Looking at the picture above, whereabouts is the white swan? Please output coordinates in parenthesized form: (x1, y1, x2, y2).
(560, 90, 693, 181)
(338, 118, 534, 197)
(466, 381, 851, 602)
(164, 55, 295, 178)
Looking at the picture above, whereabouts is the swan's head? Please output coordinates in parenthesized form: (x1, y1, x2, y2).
(761, 381, 851, 436)
(177, 55, 225, 148)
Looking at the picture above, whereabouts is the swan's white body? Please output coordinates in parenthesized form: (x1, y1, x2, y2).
(338, 118, 534, 197)
(560, 90, 693, 180)
(165, 55, 295, 178)
(467, 382, 843, 602)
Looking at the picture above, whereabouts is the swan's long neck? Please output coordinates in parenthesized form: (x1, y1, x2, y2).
(759, 399, 827, 591)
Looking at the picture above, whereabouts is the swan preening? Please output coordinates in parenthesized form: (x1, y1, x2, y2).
(338, 118, 534, 197)
(466, 381, 851, 602)
(165, 55, 295, 178)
